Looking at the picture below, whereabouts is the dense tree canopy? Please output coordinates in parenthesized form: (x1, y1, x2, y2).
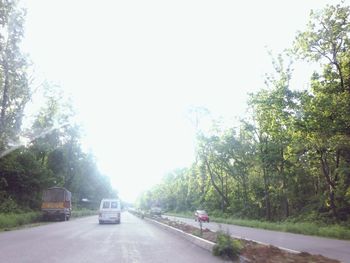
(138, 2, 350, 222)
(0, 0, 116, 212)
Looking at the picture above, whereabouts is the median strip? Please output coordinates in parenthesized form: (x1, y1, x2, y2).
(132, 212, 341, 263)
(144, 217, 215, 252)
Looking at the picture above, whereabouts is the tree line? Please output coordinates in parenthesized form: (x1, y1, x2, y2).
(138, 3, 350, 222)
(0, 0, 116, 213)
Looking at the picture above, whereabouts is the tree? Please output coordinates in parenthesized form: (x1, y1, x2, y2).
(248, 53, 296, 219)
(138, 2, 350, 223)
(294, 3, 350, 93)
(0, 0, 30, 150)
(294, 2, 350, 220)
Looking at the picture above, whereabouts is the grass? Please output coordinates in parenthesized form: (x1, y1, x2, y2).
(213, 232, 242, 260)
(165, 211, 350, 240)
(0, 212, 42, 230)
(71, 209, 97, 218)
(0, 209, 97, 231)
(166, 211, 193, 218)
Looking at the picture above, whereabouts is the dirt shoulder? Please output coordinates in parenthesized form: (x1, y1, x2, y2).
(157, 216, 340, 263)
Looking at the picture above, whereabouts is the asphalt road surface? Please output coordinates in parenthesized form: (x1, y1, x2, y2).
(165, 215, 350, 263)
(0, 212, 225, 263)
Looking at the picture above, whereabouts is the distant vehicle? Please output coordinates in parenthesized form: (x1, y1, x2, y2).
(41, 187, 72, 221)
(150, 206, 162, 216)
(194, 210, 209, 222)
(99, 199, 121, 224)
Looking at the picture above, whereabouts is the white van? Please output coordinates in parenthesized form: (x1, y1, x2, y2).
(98, 199, 121, 224)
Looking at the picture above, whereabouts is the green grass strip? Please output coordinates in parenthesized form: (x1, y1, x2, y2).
(0, 212, 42, 230)
(0, 209, 97, 231)
(71, 209, 97, 218)
(165, 212, 350, 240)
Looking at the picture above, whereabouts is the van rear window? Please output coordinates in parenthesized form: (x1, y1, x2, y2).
(111, 202, 118, 208)
(102, 201, 110, 208)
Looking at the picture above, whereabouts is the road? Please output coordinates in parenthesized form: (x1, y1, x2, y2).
(0, 212, 225, 263)
(164, 215, 350, 263)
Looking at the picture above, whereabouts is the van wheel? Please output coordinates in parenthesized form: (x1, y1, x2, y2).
(99, 220, 103, 224)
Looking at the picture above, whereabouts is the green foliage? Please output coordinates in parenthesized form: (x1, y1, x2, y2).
(0, 197, 19, 213)
(0, 1, 117, 214)
(0, 212, 42, 230)
(0, 209, 97, 230)
(0, 0, 30, 149)
(191, 229, 202, 237)
(71, 209, 97, 218)
(213, 232, 242, 260)
(166, 211, 350, 240)
(138, 2, 350, 226)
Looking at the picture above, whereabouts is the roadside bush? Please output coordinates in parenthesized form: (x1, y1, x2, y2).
(0, 197, 20, 213)
(213, 232, 242, 260)
(71, 209, 97, 218)
(0, 212, 41, 230)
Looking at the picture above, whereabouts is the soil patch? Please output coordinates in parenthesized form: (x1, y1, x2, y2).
(241, 241, 339, 263)
(156, 216, 340, 263)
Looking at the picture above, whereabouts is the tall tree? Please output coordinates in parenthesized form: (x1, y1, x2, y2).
(294, 3, 350, 219)
(0, 0, 30, 149)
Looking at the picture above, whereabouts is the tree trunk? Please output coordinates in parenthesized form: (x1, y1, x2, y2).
(0, 61, 9, 136)
(221, 177, 224, 212)
(280, 146, 289, 218)
(242, 172, 248, 211)
(204, 158, 230, 209)
(320, 152, 338, 219)
(260, 136, 271, 221)
(263, 167, 271, 221)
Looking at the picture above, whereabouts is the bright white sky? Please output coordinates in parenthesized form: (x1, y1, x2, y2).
(22, 0, 343, 202)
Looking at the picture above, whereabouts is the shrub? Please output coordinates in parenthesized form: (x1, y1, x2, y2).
(213, 232, 242, 260)
(0, 197, 19, 213)
(71, 209, 97, 218)
(0, 212, 41, 230)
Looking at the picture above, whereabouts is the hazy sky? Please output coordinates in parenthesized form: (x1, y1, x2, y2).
(22, 0, 344, 202)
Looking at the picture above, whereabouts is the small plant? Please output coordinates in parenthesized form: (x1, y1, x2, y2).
(192, 229, 202, 237)
(213, 232, 242, 260)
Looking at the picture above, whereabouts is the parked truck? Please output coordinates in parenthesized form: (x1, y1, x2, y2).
(41, 187, 72, 221)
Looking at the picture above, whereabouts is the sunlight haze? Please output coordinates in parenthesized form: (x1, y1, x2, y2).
(22, 0, 342, 202)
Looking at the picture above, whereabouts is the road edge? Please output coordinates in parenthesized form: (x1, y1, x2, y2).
(143, 217, 251, 263)
(144, 217, 215, 252)
(166, 215, 301, 254)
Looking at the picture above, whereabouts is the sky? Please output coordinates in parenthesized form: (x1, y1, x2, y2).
(21, 0, 344, 202)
